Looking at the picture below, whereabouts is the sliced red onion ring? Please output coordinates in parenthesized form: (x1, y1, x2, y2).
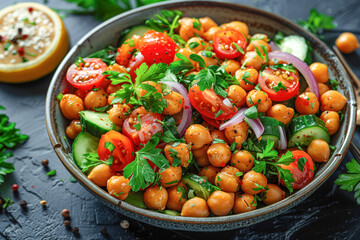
(223, 98, 233, 108)
(269, 41, 280, 51)
(162, 81, 192, 136)
(278, 126, 287, 149)
(219, 108, 246, 131)
(268, 52, 319, 98)
(244, 117, 264, 139)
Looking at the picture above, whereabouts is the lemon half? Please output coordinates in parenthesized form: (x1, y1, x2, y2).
(0, 2, 69, 83)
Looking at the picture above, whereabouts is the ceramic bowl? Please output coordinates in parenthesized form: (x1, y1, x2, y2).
(45, 0, 357, 231)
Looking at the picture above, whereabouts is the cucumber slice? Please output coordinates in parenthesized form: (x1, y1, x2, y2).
(288, 114, 330, 147)
(279, 35, 311, 64)
(121, 25, 152, 43)
(72, 131, 99, 169)
(182, 174, 218, 200)
(124, 191, 147, 209)
(260, 116, 285, 148)
(157, 210, 181, 216)
(80, 111, 119, 138)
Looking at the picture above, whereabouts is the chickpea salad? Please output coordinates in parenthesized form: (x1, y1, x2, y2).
(58, 10, 347, 217)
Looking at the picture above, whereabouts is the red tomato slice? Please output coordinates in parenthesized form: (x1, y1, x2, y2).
(258, 67, 300, 101)
(66, 58, 108, 91)
(128, 52, 145, 81)
(189, 85, 238, 120)
(201, 114, 224, 128)
(280, 150, 314, 189)
(98, 130, 135, 172)
(213, 29, 247, 60)
(139, 30, 177, 65)
(122, 106, 163, 146)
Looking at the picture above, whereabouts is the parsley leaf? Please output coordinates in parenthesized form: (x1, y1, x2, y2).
(213, 138, 226, 144)
(46, 170, 57, 176)
(81, 152, 113, 173)
(123, 136, 169, 192)
(273, 81, 287, 92)
(329, 78, 339, 90)
(189, 54, 206, 69)
(75, 56, 85, 67)
(298, 157, 307, 172)
(133, 115, 142, 131)
(335, 159, 360, 204)
(87, 45, 117, 65)
(2, 197, 13, 209)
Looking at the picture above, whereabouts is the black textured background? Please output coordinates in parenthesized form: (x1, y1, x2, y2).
(0, 0, 360, 239)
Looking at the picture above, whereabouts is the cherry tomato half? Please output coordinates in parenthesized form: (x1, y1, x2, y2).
(116, 35, 141, 66)
(139, 30, 177, 65)
(128, 52, 145, 81)
(280, 150, 314, 189)
(122, 106, 163, 146)
(66, 58, 108, 91)
(189, 85, 238, 120)
(201, 114, 224, 128)
(98, 130, 135, 172)
(258, 66, 299, 101)
(213, 29, 247, 60)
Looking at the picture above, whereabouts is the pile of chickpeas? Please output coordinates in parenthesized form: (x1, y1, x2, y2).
(58, 16, 348, 217)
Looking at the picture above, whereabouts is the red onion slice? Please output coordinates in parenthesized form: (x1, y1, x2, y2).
(162, 81, 192, 136)
(219, 108, 246, 131)
(244, 117, 264, 139)
(269, 41, 280, 51)
(268, 52, 319, 98)
(223, 98, 233, 108)
(278, 126, 287, 150)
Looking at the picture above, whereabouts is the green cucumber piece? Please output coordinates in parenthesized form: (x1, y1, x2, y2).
(124, 191, 147, 209)
(288, 114, 330, 147)
(279, 35, 311, 64)
(80, 111, 119, 138)
(260, 116, 285, 148)
(182, 174, 218, 200)
(72, 131, 99, 169)
(157, 210, 181, 216)
(121, 25, 152, 43)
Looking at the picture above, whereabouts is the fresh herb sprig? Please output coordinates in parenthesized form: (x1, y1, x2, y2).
(335, 159, 360, 205)
(123, 135, 169, 192)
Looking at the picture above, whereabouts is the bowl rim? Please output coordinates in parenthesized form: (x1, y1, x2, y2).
(45, 0, 357, 227)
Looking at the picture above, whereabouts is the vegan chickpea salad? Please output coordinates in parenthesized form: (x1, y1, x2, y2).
(57, 10, 347, 218)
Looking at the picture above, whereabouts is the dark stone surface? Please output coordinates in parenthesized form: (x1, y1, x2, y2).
(0, 0, 360, 239)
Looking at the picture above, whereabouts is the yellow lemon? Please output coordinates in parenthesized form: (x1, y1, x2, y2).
(0, 2, 69, 83)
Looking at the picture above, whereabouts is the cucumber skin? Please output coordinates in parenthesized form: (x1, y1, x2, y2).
(72, 131, 99, 170)
(80, 111, 119, 138)
(121, 25, 151, 43)
(288, 115, 330, 147)
(182, 174, 217, 200)
(124, 191, 147, 209)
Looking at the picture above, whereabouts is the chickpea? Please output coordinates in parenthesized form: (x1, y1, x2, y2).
(199, 17, 218, 32)
(307, 139, 330, 163)
(295, 92, 319, 115)
(224, 122, 248, 147)
(197, 50, 218, 68)
(246, 90, 272, 113)
(221, 60, 241, 75)
(251, 33, 268, 42)
(262, 184, 285, 205)
(164, 143, 191, 168)
(174, 48, 196, 66)
(221, 21, 249, 36)
(241, 51, 264, 71)
(162, 91, 184, 115)
(107, 176, 131, 200)
(236, 68, 259, 91)
(320, 90, 347, 112)
(166, 183, 187, 212)
(143, 185, 168, 210)
(193, 144, 211, 167)
(207, 143, 232, 167)
(305, 83, 330, 96)
(310, 62, 329, 83)
(179, 17, 204, 41)
(59, 94, 84, 120)
(65, 120, 82, 139)
(185, 124, 212, 150)
(198, 165, 221, 185)
(87, 164, 115, 187)
(186, 37, 207, 53)
(207, 191, 235, 216)
(241, 170, 268, 195)
(320, 111, 340, 135)
(204, 26, 222, 41)
(159, 166, 182, 188)
(108, 104, 131, 126)
(211, 129, 229, 144)
(227, 85, 247, 108)
(215, 172, 240, 193)
(266, 104, 295, 125)
(230, 150, 254, 173)
(221, 166, 242, 178)
(181, 197, 209, 217)
(233, 193, 256, 213)
(139, 81, 162, 97)
(336, 32, 360, 54)
(84, 88, 108, 111)
(106, 84, 123, 95)
(247, 40, 271, 54)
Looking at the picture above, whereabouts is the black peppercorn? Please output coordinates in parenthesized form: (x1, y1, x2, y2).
(19, 200, 27, 209)
(64, 220, 71, 228)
